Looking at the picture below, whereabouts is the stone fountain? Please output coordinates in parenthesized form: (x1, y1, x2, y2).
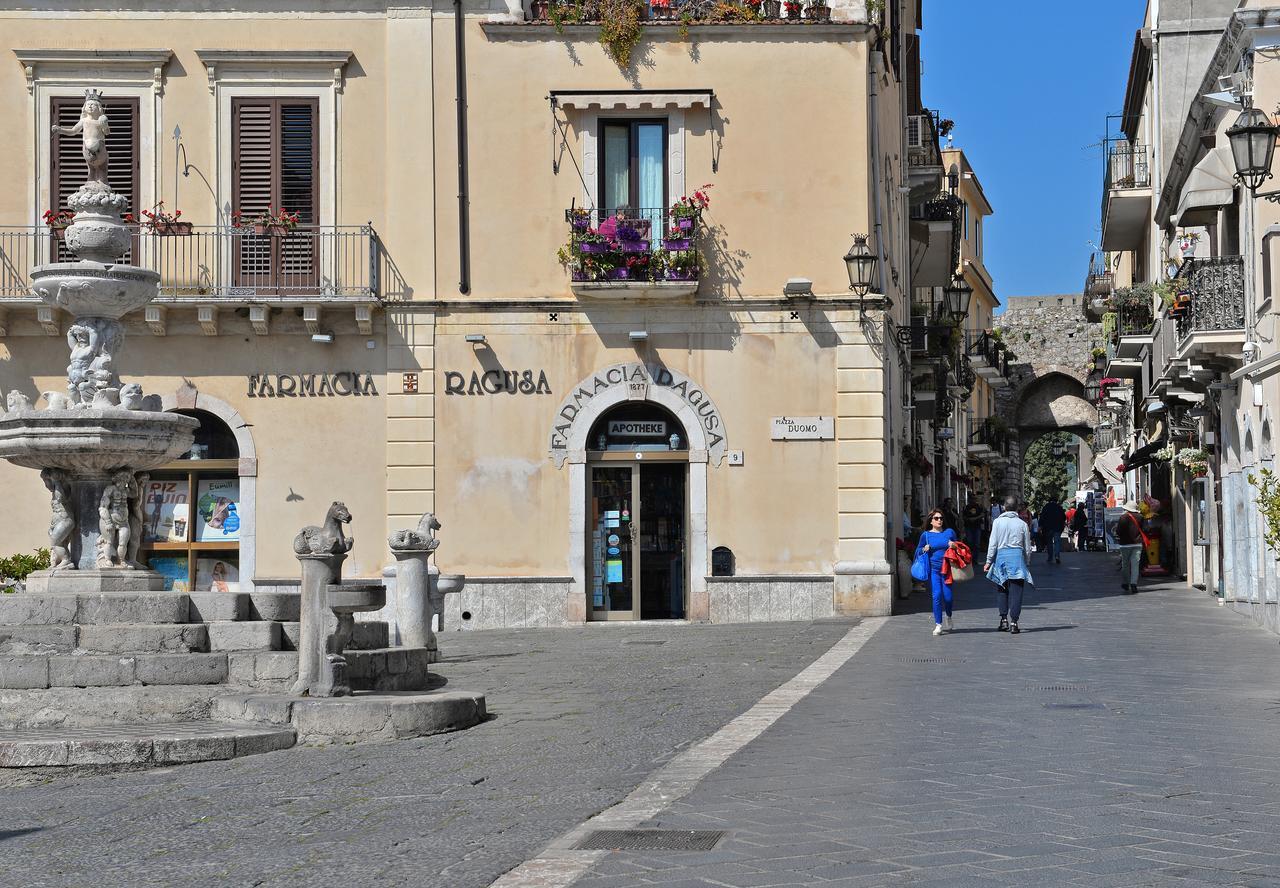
(0, 88, 197, 594)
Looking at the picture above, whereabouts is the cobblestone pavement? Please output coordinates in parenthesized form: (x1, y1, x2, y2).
(0, 620, 854, 888)
(562, 551, 1280, 888)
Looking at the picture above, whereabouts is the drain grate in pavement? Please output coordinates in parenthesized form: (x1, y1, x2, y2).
(1043, 702, 1105, 710)
(622, 640, 668, 646)
(898, 657, 967, 664)
(576, 829, 726, 851)
(1029, 685, 1088, 692)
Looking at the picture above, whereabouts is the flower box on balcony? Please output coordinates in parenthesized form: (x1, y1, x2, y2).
(664, 237, 692, 251)
(152, 221, 193, 237)
(804, 2, 830, 20)
(571, 280, 699, 299)
(666, 270, 698, 281)
(674, 217, 694, 231)
(579, 240, 613, 254)
(761, 0, 780, 16)
(618, 240, 650, 253)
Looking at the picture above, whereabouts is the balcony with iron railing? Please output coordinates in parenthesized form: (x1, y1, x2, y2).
(0, 224, 400, 302)
(561, 206, 702, 298)
(1084, 251, 1113, 305)
(1100, 140, 1152, 251)
(1174, 255, 1246, 359)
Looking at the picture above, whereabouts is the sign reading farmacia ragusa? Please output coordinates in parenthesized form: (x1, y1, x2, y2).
(548, 363, 727, 466)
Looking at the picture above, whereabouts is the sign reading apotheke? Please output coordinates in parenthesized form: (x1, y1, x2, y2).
(608, 420, 666, 437)
(771, 416, 834, 440)
(549, 363, 727, 466)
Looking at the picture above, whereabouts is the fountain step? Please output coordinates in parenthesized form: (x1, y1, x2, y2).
(211, 690, 486, 745)
(187, 592, 250, 622)
(0, 684, 231, 729)
(277, 620, 387, 651)
(0, 652, 228, 689)
(0, 591, 189, 625)
(0, 623, 209, 655)
(227, 647, 432, 692)
(25, 570, 168, 596)
(247, 592, 300, 622)
(206, 621, 282, 652)
(0, 719, 295, 768)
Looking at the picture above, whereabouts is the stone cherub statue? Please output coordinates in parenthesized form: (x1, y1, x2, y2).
(388, 512, 441, 551)
(293, 501, 355, 556)
(126, 472, 149, 567)
(96, 470, 137, 568)
(67, 323, 98, 405)
(51, 89, 111, 186)
(42, 468, 76, 571)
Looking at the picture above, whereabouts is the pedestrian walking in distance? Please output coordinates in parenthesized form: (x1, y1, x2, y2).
(1038, 496, 1067, 564)
(962, 496, 986, 553)
(984, 496, 1034, 634)
(915, 508, 959, 636)
(1115, 500, 1145, 594)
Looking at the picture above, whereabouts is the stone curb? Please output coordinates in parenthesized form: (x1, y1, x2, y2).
(0, 720, 295, 767)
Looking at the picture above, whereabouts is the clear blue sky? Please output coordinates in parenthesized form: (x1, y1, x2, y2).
(921, 0, 1147, 302)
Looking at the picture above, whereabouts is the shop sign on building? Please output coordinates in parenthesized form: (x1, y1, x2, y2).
(770, 416, 833, 440)
(608, 420, 666, 437)
(247, 373, 378, 398)
(443, 369, 552, 395)
(549, 363, 727, 466)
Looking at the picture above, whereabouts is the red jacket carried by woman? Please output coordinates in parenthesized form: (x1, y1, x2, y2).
(941, 540, 973, 585)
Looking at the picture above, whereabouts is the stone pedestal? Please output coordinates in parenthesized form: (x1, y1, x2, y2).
(291, 553, 344, 697)
(391, 547, 434, 649)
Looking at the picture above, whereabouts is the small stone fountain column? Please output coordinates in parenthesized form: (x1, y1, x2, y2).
(389, 513, 465, 658)
(0, 88, 196, 596)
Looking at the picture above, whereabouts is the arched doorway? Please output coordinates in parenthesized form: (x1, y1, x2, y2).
(1020, 430, 1089, 512)
(585, 403, 689, 620)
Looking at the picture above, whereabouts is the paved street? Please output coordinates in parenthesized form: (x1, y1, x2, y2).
(0, 620, 852, 888)
(564, 550, 1280, 887)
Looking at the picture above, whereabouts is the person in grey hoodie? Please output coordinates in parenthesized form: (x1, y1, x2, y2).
(984, 496, 1034, 634)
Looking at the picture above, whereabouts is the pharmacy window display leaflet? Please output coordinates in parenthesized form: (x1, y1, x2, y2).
(138, 409, 241, 592)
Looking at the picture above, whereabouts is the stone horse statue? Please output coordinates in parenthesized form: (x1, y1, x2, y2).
(293, 501, 354, 556)
(388, 512, 440, 552)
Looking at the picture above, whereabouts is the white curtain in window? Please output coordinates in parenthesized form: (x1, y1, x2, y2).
(637, 123, 664, 236)
(603, 125, 630, 213)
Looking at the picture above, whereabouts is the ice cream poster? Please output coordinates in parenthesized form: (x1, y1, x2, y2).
(195, 478, 241, 542)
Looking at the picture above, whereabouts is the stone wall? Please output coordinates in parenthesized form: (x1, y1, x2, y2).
(706, 576, 836, 623)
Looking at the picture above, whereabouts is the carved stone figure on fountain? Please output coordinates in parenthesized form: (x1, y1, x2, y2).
(5, 391, 31, 412)
(127, 471, 148, 568)
(293, 501, 355, 556)
(67, 323, 96, 405)
(388, 512, 440, 552)
(42, 468, 75, 571)
(96, 470, 136, 568)
(119, 383, 144, 410)
(51, 89, 110, 187)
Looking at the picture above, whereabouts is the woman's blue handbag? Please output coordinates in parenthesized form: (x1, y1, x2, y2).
(910, 551, 930, 582)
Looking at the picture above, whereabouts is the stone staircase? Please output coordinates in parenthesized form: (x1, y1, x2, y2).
(0, 589, 434, 761)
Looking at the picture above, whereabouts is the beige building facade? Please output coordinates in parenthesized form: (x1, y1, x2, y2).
(0, 0, 932, 626)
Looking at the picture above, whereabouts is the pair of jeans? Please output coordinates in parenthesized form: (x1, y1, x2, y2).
(929, 568, 952, 625)
(1118, 544, 1143, 586)
(1045, 534, 1061, 561)
(996, 578, 1023, 622)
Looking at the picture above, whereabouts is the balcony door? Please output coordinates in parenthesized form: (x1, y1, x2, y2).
(232, 98, 319, 294)
(599, 120, 667, 234)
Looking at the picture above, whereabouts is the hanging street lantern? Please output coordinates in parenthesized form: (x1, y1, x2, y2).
(1227, 106, 1279, 191)
(1083, 374, 1103, 405)
(843, 234, 877, 300)
(942, 278, 974, 322)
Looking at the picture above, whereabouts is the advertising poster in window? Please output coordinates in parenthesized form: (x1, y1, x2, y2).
(142, 479, 189, 543)
(195, 479, 241, 542)
(196, 557, 239, 594)
(148, 554, 189, 592)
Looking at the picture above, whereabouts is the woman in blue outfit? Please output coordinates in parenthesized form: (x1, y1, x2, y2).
(915, 508, 958, 636)
(984, 495, 1035, 634)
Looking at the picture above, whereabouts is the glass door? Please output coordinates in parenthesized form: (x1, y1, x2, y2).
(639, 463, 686, 620)
(589, 465, 638, 619)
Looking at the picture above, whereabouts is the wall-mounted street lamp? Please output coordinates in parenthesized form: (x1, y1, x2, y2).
(1227, 106, 1279, 193)
(940, 278, 973, 323)
(843, 234, 877, 298)
(1083, 374, 1103, 405)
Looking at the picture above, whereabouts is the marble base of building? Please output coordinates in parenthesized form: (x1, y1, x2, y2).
(833, 560, 893, 617)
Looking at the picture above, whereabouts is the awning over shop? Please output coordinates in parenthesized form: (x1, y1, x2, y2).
(1120, 437, 1167, 473)
(1094, 447, 1125, 485)
(1176, 147, 1236, 226)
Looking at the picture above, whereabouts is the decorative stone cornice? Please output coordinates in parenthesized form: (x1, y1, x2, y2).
(195, 48, 353, 93)
(35, 305, 60, 336)
(354, 304, 374, 335)
(249, 305, 270, 336)
(197, 305, 218, 336)
(144, 305, 166, 336)
(13, 48, 173, 95)
(551, 89, 714, 112)
(302, 305, 322, 335)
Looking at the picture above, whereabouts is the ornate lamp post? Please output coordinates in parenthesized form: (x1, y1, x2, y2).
(843, 234, 878, 314)
(1227, 106, 1279, 193)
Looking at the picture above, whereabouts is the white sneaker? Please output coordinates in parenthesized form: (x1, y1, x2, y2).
(932, 623, 944, 636)
(943, 615, 953, 632)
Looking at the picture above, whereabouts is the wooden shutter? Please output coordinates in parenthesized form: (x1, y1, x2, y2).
(232, 98, 318, 292)
(51, 96, 138, 260)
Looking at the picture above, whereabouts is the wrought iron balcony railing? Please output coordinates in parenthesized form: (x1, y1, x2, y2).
(907, 110, 942, 171)
(1105, 141, 1150, 191)
(563, 206, 702, 284)
(0, 225, 399, 300)
(1176, 255, 1245, 343)
(1084, 251, 1113, 298)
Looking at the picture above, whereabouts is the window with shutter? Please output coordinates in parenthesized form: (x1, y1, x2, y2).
(232, 98, 318, 293)
(51, 96, 139, 261)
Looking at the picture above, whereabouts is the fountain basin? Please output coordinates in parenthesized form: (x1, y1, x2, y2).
(0, 409, 196, 473)
(30, 263, 161, 320)
(326, 582, 386, 614)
